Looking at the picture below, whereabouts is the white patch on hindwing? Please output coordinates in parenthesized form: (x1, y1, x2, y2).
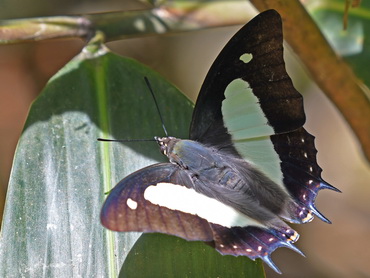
(143, 182, 265, 228)
(221, 79, 286, 191)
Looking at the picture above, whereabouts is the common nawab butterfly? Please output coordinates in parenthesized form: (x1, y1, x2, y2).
(100, 9, 339, 273)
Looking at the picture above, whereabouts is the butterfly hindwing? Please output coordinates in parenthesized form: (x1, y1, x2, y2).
(101, 163, 214, 241)
(101, 161, 300, 273)
(211, 225, 302, 273)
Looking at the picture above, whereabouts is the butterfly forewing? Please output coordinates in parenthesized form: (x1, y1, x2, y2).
(190, 10, 305, 142)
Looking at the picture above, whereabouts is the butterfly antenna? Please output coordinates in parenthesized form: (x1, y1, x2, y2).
(98, 77, 168, 143)
(144, 77, 168, 137)
(97, 138, 156, 142)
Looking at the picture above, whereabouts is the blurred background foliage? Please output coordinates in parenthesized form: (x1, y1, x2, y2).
(0, 0, 369, 277)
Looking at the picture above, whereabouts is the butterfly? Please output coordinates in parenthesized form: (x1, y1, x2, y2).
(100, 9, 339, 273)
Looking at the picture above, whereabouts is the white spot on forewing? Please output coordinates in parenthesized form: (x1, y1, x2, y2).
(127, 198, 138, 210)
(239, 53, 253, 63)
(144, 183, 265, 228)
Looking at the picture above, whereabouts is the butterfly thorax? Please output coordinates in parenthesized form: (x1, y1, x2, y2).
(156, 137, 224, 172)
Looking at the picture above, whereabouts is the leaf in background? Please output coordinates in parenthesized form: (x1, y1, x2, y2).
(309, 0, 370, 88)
(0, 40, 264, 276)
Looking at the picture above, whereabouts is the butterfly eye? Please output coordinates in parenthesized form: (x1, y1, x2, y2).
(155, 137, 168, 156)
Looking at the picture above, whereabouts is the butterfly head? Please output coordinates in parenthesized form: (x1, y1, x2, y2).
(155, 136, 179, 157)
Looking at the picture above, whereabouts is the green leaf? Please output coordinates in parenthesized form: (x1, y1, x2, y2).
(309, 0, 370, 87)
(121, 233, 265, 278)
(0, 41, 264, 276)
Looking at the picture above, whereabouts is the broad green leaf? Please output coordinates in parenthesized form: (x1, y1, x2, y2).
(0, 41, 264, 276)
(121, 233, 265, 278)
